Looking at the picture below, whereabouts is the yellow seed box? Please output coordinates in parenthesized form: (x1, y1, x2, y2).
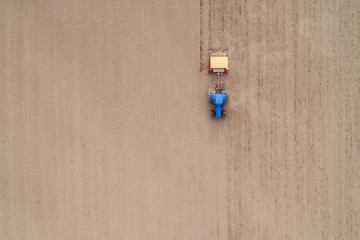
(210, 56, 229, 69)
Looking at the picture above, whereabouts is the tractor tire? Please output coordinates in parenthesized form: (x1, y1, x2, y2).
(222, 110, 227, 119)
(211, 110, 215, 118)
(225, 91, 229, 103)
(208, 91, 214, 103)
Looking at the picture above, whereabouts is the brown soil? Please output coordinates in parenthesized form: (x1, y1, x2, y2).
(1, 0, 359, 239)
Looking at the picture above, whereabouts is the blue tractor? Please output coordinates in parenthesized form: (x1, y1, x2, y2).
(201, 50, 230, 119)
(209, 90, 228, 119)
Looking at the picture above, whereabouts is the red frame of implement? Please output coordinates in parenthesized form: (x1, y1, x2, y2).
(208, 51, 229, 74)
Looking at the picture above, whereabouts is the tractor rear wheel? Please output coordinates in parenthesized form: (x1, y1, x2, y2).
(208, 91, 214, 103)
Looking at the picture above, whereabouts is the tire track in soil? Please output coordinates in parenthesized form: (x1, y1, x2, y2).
(200, 0, 360, 239)
(200, 0, 209, 69)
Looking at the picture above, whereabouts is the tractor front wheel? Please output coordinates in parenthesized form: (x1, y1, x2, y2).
(211, 110, 215, 118)
(222, 110, 227, 119)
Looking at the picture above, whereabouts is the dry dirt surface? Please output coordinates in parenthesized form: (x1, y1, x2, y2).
(1, 0, 360, 239)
